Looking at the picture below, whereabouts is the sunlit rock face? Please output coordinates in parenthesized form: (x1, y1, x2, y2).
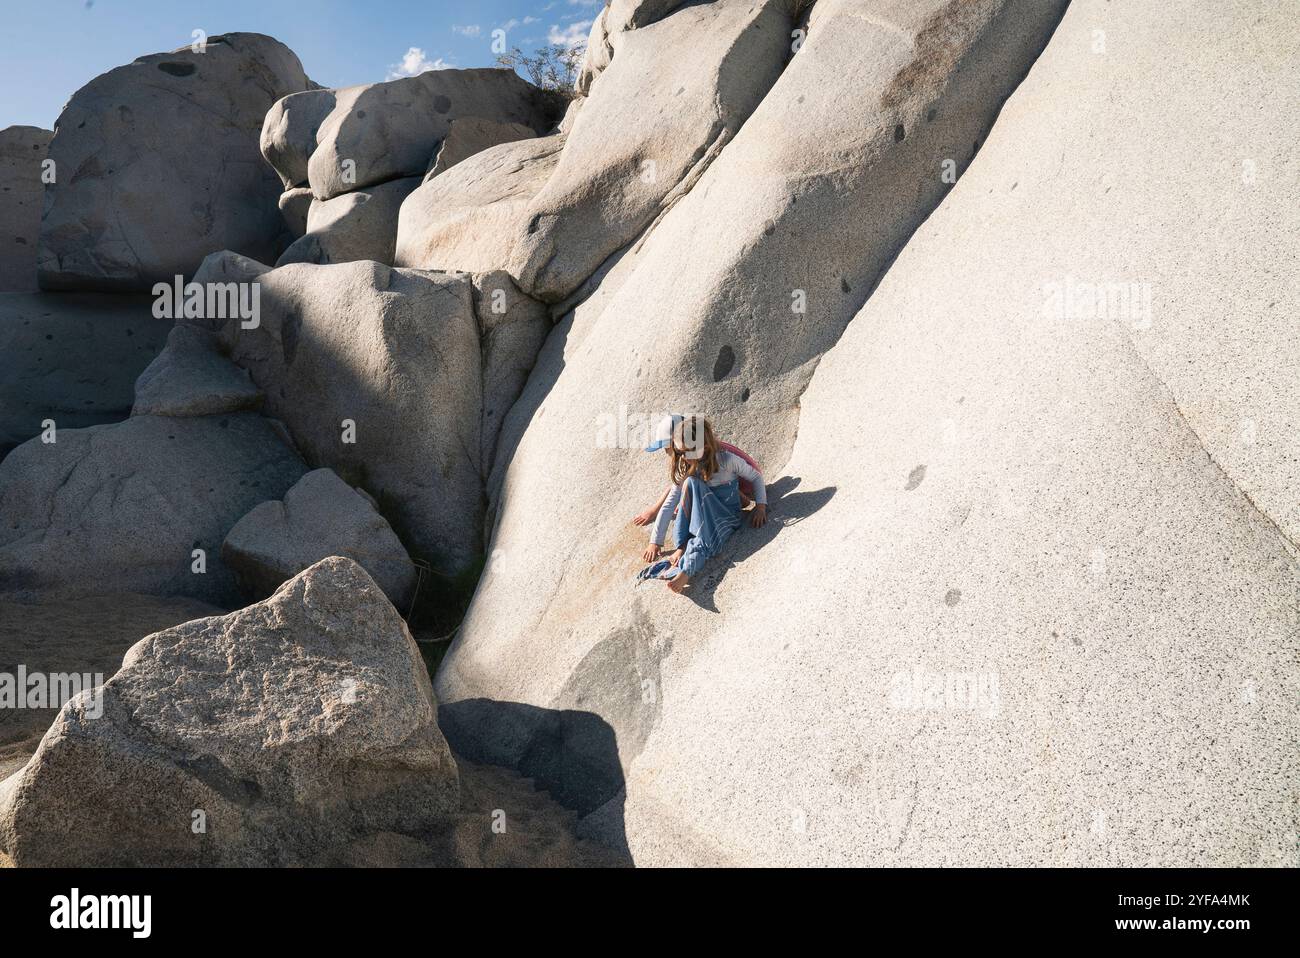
(37, 34, 311, 291)
(435, 0, 1298, 866)
(396, 0, 793, 302)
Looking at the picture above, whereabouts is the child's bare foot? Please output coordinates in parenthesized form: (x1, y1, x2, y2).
(667, 572, 691, 593)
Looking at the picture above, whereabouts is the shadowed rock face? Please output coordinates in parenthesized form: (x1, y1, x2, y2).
(441, 0, 1299, 867)
(222, 467, 418, 609)
(37, 33, 311, 292)
(0, 291, 171, 457)
(0, 412, 307, 604)
(260, 88, 338, 191)
(131, 324, 263, 418)
(185, 253, 548, 577)
(0, 126, 52, 292)
(425, 117, 538, 182)
(193, 256, 482, 573)
(0, 557, 459, 867)
(275, 176, 422, 267)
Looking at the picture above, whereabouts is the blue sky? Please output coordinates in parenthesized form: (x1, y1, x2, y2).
(0, 0, 602, 129)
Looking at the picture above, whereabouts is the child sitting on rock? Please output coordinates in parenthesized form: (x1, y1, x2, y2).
(633, 414, 767, 593)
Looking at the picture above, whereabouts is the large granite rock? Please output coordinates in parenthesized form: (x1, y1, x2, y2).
(0, 291, 171, 457)
(261, 70, 555, 270)
(0, 557, 460, 866)
(222, 468, 418, 608)
(277, 186, 314, 238)
(37, 33, 311, 291)
(475, 270, 550, 471)
(395, 0, 791, 302)
(260, 88, 338, 190)
(303, 70, 556, 202)
(425, 117, 536, 181)
(439, 0, 1298, 867)
(0, 126, 53, 292)
(0, 412, 307, 603)
(194, 256, 481, 572)
(276, 176, 421, 266)
(574, 9, 614, 97)
(188, 253, 546, 574)
(447, 0, 1070, 662)
(132, 324, 263, 418)
(395, 135, 564, 276)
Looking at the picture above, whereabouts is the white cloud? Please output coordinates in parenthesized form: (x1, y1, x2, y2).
(387, 47, 450, 80)
(548, 19, 592, 48)
(498, 16, 539, 32)
(452, 24, 482, 37)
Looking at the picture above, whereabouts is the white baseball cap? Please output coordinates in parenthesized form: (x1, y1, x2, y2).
(644, 414, 683, 452)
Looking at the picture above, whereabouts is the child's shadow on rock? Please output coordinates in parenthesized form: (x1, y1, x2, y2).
(683, 476, 837, 614)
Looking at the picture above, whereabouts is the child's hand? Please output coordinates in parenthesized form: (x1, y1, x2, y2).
(667, 547, 686, 567)
(749, 504, 768, 529)
(632, 508, 657, 527)
(641, 543, 661, 563)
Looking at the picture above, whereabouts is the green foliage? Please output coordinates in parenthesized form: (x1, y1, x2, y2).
(496, 43, 586, 98)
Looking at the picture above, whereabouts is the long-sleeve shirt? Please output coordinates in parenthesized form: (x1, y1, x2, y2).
(650, 450, 766, 545)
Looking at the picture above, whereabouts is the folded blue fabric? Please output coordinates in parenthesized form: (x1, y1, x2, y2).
(636, 558, 680, 581)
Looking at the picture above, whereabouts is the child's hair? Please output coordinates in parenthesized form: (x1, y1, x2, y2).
(670, 416, 720, 485)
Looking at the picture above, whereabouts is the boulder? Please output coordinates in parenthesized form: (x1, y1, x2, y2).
(395, 1, 792, 302)
(574, 8, 614, 97)
(0, 291, 171, 457)
(0, 412, 307, 603)
(425, 117, 537, 182)
(131, 324, 263, 417)
(276, 176, 421, 266)
(305, 69, 557, 202)
(470, 0, 1069, 530)
(180, 251, 553, 571)
(190, 255, 485, 573)
(607, 0, 688, 34)
(475, 270, 550, 473)
(37, 33, 311, 292)
(437, 0, 1067, 854)
(395, 135, 565, 276)
(222, 468, 418, 609)
(0, 126, 52, 292)
(190, 247, 270, 285)
(260, 88, 338, 189)
(447, 0, 1070, 657)
(278, 187, 314, 238)
(440, 0, 1299, 867)
(0, 557, 459, 866)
